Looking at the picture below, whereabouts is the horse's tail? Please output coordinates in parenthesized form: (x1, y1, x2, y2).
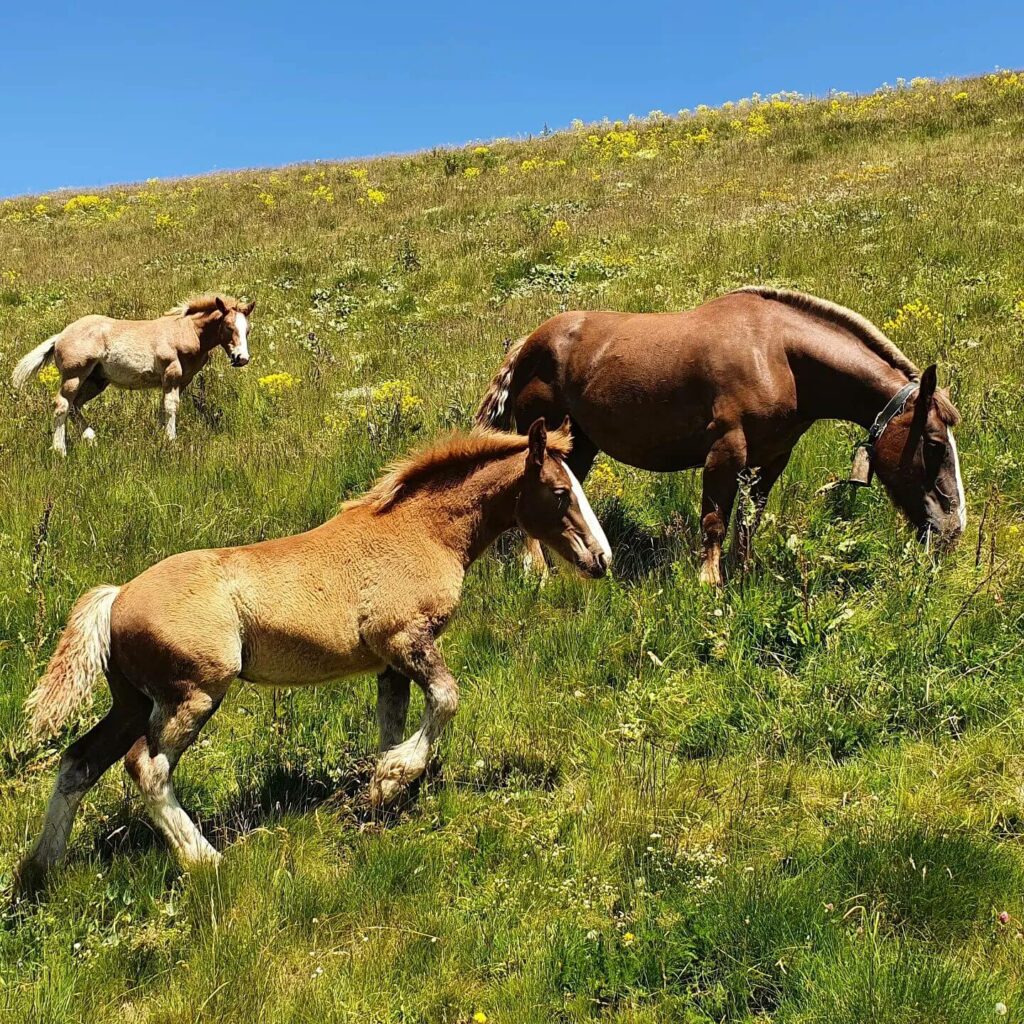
(12, 334, 60, 388)
(474, 336, 529, 430)
(25, 585, 120, 741)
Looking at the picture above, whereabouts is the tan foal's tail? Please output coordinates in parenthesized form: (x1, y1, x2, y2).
(11, 334, 60, 388)
(25, 585, 120, 740)
(474, 336, 529, 430)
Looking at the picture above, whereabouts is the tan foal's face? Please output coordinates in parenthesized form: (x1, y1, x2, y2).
(516, 419, 611, 579)
(215, 297, 255, 367)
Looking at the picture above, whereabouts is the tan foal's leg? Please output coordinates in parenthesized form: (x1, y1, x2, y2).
(377, 668, 411, 752)
(52, 377, 81, 455)
(370, 636, 459, 808)
(18, 687, 149, 889)
(160, 385, 181, 441)
(124, 690, 222, 867)
(522, 536, 550, 578)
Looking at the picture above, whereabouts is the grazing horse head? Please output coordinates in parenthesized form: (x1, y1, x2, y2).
(516, 418, 612, 578)
(212, 296, 255, 367)
(868, 365, 965, 550)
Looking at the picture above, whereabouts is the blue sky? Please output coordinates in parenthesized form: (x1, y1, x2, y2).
(2, 1, 1021, 197)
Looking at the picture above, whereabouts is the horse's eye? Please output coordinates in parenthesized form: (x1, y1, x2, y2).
(553, 488, 570, 503)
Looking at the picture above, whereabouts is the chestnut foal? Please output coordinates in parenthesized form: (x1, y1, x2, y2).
(20, 421, 609, 881)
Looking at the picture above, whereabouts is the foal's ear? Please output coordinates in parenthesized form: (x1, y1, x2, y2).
(214, 296, 228, 317)
(242, 299, 256, 316)
(526, 418, 547, 469)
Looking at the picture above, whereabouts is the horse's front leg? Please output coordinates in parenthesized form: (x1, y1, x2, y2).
(370, 633, 458, 808)
(161, 385, 181, 441)
(698, 430, 746, 586)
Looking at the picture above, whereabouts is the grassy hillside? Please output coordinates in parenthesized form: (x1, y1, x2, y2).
(2, 71, 1024, 1022)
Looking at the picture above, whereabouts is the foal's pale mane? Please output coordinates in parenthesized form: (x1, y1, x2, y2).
(350, 427, 573, 514)
(734, 286, 960, 425)
(164, 294, 244, 318)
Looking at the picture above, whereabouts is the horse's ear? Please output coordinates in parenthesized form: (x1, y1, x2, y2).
(527, 418, 547, 469)
(214, 296, 227, 316)
(242, 300, 256, 316)
(914, 365, 938, 425)
(918, 365, 938, 403)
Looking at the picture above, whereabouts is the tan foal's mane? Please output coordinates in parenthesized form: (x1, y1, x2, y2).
(351, 426, 573, 514)
(734, 286, 959, 425)
(164, 294, 245, 318)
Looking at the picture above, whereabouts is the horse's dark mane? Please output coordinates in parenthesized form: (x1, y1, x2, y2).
(733, 287, 960, 426)
(348, 427, 573, 514)
(734, 286, 921, 380)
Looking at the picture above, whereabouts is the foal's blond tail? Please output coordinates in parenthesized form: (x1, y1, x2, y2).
(25, 585, 120, 741)
(475, 336, 529, 430)
(11, 334, 60, 388)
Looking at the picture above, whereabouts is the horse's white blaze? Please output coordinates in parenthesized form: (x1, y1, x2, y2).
(947, 428, 966, 531)
(562, 461, 612, 562)
(233, 312, 249, 360)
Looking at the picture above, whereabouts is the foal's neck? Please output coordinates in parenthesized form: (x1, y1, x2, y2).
(797, 333, 912, 430)
(411, 456, 523, 567)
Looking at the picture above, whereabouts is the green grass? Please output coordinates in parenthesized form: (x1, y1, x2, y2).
(2, 72, 1024, 1022)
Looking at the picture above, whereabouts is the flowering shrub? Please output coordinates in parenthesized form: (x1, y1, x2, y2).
(354, 379, 423, 432)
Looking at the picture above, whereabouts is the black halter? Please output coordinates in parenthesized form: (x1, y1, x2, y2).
(849, 381, 919, 485)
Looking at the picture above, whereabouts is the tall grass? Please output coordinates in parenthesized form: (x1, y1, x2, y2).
(1, 72, 1023, 1021)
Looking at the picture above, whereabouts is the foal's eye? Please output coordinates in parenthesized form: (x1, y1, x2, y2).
(553, 488, 570, 504)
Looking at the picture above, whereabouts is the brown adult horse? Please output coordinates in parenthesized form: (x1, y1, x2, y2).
(19, 422, 609, 882)
(476, 287, 965, 584)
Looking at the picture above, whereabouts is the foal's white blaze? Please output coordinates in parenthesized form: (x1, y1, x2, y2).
(561, 460, 612, 563)
(947, 428, 967, 532)
(233, 312, 250, 361)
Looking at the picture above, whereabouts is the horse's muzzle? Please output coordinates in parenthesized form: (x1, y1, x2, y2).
(230, 355, 249, 368)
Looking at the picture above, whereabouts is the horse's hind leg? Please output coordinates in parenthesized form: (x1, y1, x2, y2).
(124, 688, 223, 867)
(19, 675, 150, 887)
(70, 374, 108, 443)
(377, 668, 411, 751)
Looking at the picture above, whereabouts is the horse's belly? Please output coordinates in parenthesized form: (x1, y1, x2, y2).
(571, 386, 713, 472)
(240, 631, 384, 687)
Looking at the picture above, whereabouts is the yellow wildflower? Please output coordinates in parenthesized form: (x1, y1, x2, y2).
(257, 192, 275, 208)
(549, 219, 569, 238)
(520, 158, 541, 173)
(154, 212, 175, 229)
(622, 932, 636, 945)
(310, 184, 334, 204)
(37, 364, 61, 389)
(463, 166, 481, 179)
(883, 300, 944, 334)
(258, 372, 299, 399)
(348, 167, 369, 181)
(472, 146, 489, 155)
(472, 1014, 488, 1024)
(365, 188, 387, 205)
